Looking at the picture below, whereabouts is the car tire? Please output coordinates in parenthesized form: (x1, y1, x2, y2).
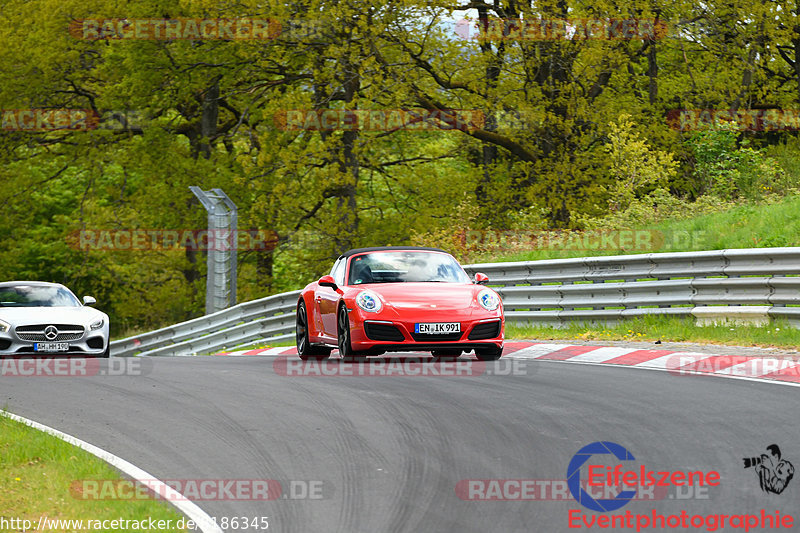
(296, 300, 332, 360)
(338, 304, 365, 362)
(475, 344, 503, 361)
(101, 343, 110, 358)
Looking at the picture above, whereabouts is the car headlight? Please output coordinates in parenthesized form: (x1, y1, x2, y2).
(90, 319, 104, 330)
(355, 290, 383, 313)
(0, 319, 10, 333)
(477, 289, 501, 311)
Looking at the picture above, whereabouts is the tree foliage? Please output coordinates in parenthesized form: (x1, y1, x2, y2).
(1, 0, 799, 331)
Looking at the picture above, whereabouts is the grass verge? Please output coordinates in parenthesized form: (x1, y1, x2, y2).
(217, 338, 295, 353)
(505, 315, 800, 350)
(0, 412, 188, 531)
(477, 195, 800, 263)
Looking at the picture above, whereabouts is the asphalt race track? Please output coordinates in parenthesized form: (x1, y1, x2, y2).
(2, 353, 799, 533)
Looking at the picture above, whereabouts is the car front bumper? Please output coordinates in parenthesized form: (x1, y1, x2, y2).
(350, 316, 504, 352)
(0, 330, 109, 357)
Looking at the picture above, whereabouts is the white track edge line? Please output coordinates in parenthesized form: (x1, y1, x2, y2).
(0, 410, 224, 533)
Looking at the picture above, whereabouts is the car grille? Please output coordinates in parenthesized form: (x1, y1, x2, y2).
(15, 324, 85, 342)
(410, 332, 463, 342)
(364, 322, 405, 342)
(468, 321, 501, 340)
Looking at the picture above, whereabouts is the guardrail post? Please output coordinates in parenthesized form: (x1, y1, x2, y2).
(189, 186, 238, 315)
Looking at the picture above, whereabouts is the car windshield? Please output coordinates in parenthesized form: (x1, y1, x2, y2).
(347, 251, 471, 285)
(0, 286, 82, 307)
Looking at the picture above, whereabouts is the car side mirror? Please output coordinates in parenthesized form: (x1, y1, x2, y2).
(474, 272, 489, 285)
(83, 295, 97, 306)
(318, 275, 338, 291)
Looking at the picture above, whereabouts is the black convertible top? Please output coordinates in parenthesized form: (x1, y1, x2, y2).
(339, 246, 448, 259)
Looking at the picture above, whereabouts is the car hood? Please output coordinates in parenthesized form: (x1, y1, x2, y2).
(0, 306, 106, 326)
(357, 282, 482, 311)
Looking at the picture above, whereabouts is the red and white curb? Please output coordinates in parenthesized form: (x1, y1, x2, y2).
(215, 347, 296, 357)
(215, 342, 800, 386)
(506, 343, 800, 386)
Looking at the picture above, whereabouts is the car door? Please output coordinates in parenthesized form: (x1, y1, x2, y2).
(316, 259, 344, 337)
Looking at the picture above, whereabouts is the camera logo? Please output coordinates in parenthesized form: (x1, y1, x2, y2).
(743, 445, 795, 495)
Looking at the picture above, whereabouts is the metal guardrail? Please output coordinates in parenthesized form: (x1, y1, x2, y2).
(111, 247, 800, 356)
(462, 248, 800, 328)
(111, 291, 300, 357)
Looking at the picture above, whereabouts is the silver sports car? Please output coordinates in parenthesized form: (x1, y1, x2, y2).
(0, 281, 111, 357)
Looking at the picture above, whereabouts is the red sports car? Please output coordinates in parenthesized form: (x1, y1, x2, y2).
(296, 246, 504, 361)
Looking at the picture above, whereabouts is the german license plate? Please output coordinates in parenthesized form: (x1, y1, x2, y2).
(34, 342, 69, 352)
(415, 322, 460, 334)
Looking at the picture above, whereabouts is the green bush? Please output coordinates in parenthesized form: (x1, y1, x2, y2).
(689, 123, 787, 201)
(603, 114, 679, 212)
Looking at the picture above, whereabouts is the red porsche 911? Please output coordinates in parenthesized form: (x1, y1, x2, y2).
(295, 246, 504, 361)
